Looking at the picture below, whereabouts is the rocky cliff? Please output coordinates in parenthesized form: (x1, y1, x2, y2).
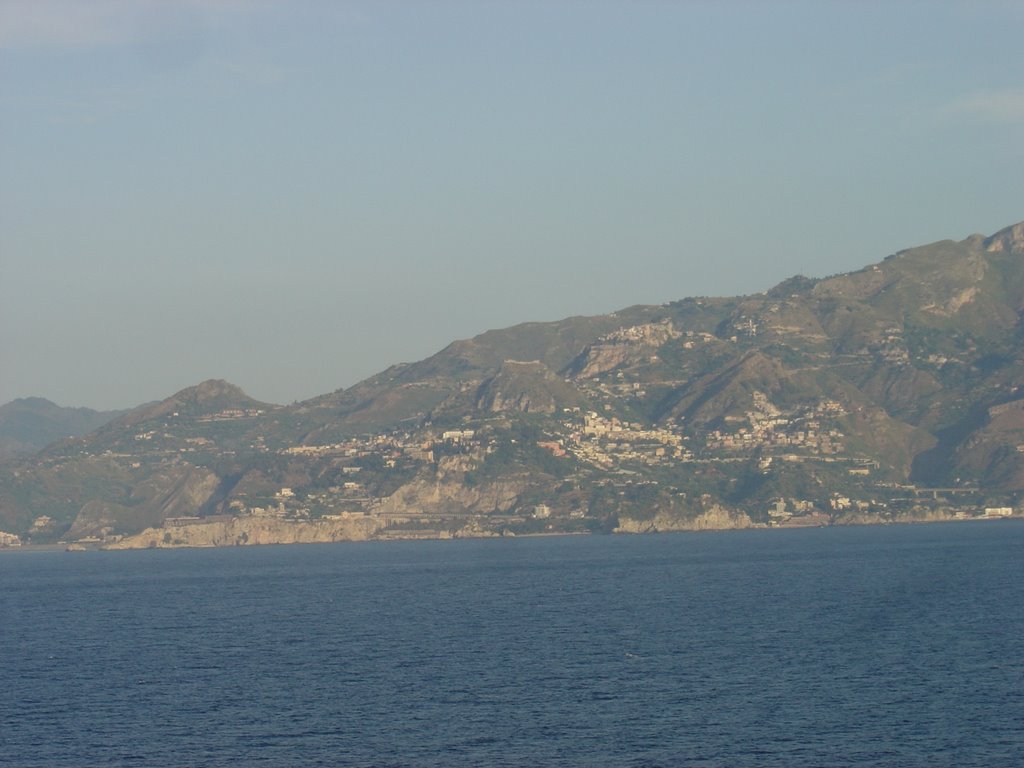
(615, 504, 754, 533)
(105, 515, 382, 549)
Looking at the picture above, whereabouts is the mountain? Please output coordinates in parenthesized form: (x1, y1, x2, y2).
(0, 398, 128, 460)
(2, 222, 1023, 547)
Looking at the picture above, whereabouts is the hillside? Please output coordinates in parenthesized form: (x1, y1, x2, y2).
(0, 398, 127, 460)
(2, 221, 1022, 547)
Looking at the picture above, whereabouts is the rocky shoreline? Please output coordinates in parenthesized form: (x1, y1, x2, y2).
(52, 509, 1019, 551)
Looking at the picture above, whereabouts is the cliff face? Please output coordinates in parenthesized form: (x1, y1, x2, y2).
(374, 454, 540, 518)
(984, 222, 1024, 254)
(376, 476, 524, 517)
(568, 320, 682, 378)
(615, 505, 754, 533)
(65, 465, 221, 540)
(474, 360, 584, 414)
(105, 515, 381, 549)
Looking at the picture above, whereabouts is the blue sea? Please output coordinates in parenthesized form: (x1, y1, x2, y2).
(1, 522, 1022, 767)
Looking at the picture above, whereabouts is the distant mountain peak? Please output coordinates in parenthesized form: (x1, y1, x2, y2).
(984, 221, 1024, 254)
(179, 379, 252, 402)
(9, 396, 58, 408)
(111, 379, 265, 429)
(0, 397, 125, 457)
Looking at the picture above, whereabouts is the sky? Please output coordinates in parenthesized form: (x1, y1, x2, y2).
(2, 0, 1023, 410)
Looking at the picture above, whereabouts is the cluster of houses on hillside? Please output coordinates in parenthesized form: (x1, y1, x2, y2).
(560, 411, 692, 468)
(706, 397, 846, 454)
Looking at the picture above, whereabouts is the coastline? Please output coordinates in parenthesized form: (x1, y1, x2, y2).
(2, 511, 1018, 554)
(0, 543, 68, 554)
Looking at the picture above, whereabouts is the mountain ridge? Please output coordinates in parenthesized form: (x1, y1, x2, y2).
(0, 398, 129, 461)
(3, 220, 1023, 547)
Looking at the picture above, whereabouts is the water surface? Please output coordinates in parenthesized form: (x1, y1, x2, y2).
(2, 523, 1022, 766)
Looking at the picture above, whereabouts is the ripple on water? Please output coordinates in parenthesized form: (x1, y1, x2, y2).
(1, 523, 1022, 767)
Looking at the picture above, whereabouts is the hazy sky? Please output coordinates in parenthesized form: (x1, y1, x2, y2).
(2, 1, 1022, 410)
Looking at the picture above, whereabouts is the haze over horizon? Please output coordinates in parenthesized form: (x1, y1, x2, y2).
(2, 1, 1023, 411)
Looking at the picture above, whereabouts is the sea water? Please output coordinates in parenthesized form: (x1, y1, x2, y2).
(1, 522, 1022, 767)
